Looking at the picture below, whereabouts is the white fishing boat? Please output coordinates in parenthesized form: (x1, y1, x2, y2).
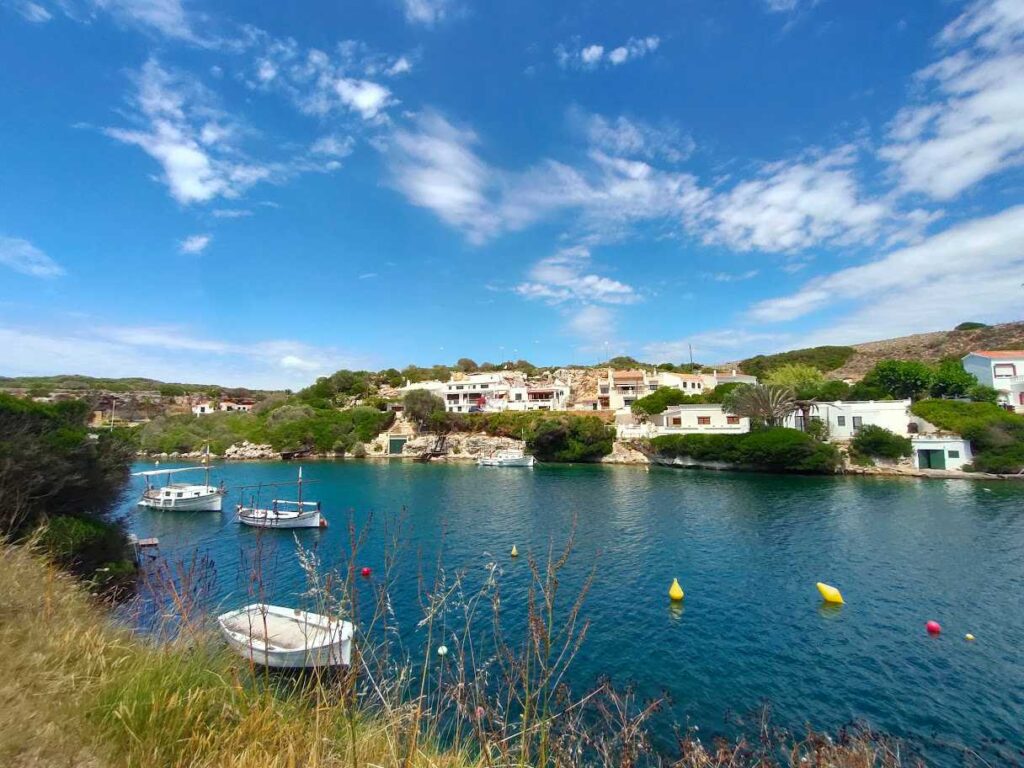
(217, 603, 353, 668)
(478, 448, 535, 467)
(236, 467, 326, 529)
(133, 464, 225, 511)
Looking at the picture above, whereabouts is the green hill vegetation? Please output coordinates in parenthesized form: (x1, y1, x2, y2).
(738, 346, 856, 378)
(0, 374, 246, 397)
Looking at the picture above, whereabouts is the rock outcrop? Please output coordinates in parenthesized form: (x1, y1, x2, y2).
(223, 441, 278, 460)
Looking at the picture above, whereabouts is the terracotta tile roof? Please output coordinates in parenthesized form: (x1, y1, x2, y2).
(970, 350, 1024, 358)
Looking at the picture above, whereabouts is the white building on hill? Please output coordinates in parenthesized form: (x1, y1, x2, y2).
(616, 404, 748, 439)
(401, 373, 570, 413)
(596, 369, 705, 411)
(787, 400, 915, 439)
(962, 350, 1024, 412)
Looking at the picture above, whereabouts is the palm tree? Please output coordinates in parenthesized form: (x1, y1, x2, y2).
(723, 384, 798, 427)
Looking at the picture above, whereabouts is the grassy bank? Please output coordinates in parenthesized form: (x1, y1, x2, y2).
(650, 428, 841, 474)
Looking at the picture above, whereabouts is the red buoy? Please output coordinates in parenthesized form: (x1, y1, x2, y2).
(361, 567, 372, 578)
(926, 620, 942, 635)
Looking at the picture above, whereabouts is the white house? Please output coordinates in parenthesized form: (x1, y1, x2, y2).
(699, 370, 759, 388)
(192, 400, 215, 416)
(616, 404, 749, 439)
(506, 381, 571, 411)
(786, 400, 914, 440)
(219, 399, 254, 413)
(401, 372, 570, 414)
(596, 369, 705, 411)
(962, 350, 1024, 412)
(910, 435, 973, 471)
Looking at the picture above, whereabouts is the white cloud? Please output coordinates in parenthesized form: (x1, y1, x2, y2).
(0, 321, 357, 390)
(749, 204, 1024, 325)
(693, 146, 890, 252)
(762, 0, 801, 11)
(90, 0, 196, 41)
(14, 2, 52, 22)
(179, 234, 211, 254)
(105, 59, 272, 204)
(706, 269, 760, 282)
(577, 110, 695, 163)
(515, 246, 639, 306)
(556, 36, 659, 70)
(880, 0, 1024, 200)
(242, 31, 403, 123)
(401, 0, 453, 25)
(211, 208, 252, 218)
(0, 236, 65, 278)
(311, 134, 355, 158)
(567, 305, 616, 341)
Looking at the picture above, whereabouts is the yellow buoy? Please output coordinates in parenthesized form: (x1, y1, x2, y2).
(965, 633, 976, 642)
(510, 545, 518, 558)
(816, 582, 844, 604)
(669, 578, 684, 601)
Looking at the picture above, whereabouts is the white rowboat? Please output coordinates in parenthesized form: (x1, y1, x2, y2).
(217, 604, 353, 668)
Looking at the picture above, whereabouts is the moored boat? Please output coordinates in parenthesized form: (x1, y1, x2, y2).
(133, 464, 225, 511)
(217, 603, 353, 668)
(236, 467, 326, 529)
(478, 448, 535, 467)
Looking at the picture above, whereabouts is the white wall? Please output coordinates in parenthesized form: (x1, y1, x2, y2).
(643, 404, 750, 436)
(911, 436, 973, 471)
(787, 400, 913, 440)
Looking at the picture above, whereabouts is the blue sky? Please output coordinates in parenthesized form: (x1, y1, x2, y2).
(1, 0, 1023, 388)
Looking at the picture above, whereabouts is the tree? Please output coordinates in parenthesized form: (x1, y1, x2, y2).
(851, 425, 912, 460)
(603, 356, 643, 369)
(631, 387, 698, 417)
(816, 380, 852, 401)
(723, 384, 798, 427)
(455, 358, 478, 373)
(765, 364, 825, 398)
(863, 360, 934, 400)
(967, 384, 998, 404)
(955, 321, 988, 330)
(929, 359, 977, 399)
(403, 389, 446, 429)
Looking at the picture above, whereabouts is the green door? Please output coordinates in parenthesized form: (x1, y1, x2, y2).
(918, 449, 945, 469)
(388, 437, 408, 455)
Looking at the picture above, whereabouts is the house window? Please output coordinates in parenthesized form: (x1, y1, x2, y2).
(948, 450, 960, 458)
(515, 393, 522, 401)
(671, 417, 682, 426)
(836, 416, 846, 426)
(852, 416, 863, 430)
(727, 416, 740, 425)
(480, 384, 488, 389)
(697, 416, 711, 425)
(994, 363, 1016, 378)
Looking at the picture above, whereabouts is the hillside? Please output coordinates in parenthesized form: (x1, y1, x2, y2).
(829, 321, 1024, 380)
(0, 374, 281, 396)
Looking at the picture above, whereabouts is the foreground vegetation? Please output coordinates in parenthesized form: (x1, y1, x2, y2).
(0, 538, 914, 768)
(0, 393, 135, 586)
(651, 428, 841, 474)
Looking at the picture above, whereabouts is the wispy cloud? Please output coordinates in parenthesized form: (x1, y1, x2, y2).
(0, 236, 65, 278)
(515, 245, 639, 305)
(400, 0, 454, 26)
(556, 36, 660, 70)
(880, 0, 1024, 200)
(749, 205, 1024, 327)
(13, 1, 51, 22)
(0, 320, 360, 389)
(211, 208, 252, 218)
(575, 109, 695, 163)
(705, 269, 760, 282)
(179, 233, 211, 254)
(644, 329, 788, 364)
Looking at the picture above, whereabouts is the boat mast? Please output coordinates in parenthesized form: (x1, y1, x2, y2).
(297, 466, 303, 508)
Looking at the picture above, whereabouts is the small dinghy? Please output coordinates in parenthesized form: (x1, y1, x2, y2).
(217, 604, 354, 668)
(236, 467, 326, 529)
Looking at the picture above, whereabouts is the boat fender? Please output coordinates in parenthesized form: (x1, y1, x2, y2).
(319, 517, 328, 529)
(816, 582, 844, 604)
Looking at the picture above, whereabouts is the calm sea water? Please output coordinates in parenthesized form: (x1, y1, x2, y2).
(124, 461, 1024, 764)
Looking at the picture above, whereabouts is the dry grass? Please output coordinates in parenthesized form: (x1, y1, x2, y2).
(0, 536, 916, 768)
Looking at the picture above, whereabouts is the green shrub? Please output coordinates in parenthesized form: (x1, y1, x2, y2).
(651, 427, 840, 474)
(851, 425, 912, 460)
(631, 388, 699, 416)
(967, 384, 999, 404)
(954, 321, 988, 330)
(739, 346, 855, 378)
(527, 416, 614, 462)
(38, 516, 134, 585)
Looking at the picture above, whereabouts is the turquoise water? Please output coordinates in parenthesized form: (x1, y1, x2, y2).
(124, 461, 1024, 763)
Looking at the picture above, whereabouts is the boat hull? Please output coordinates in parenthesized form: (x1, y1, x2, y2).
(138, 491, 223, 511)
(237, 509, 323, 529)
(217, 604, 352, 668)
(478, 456, 535, 467)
